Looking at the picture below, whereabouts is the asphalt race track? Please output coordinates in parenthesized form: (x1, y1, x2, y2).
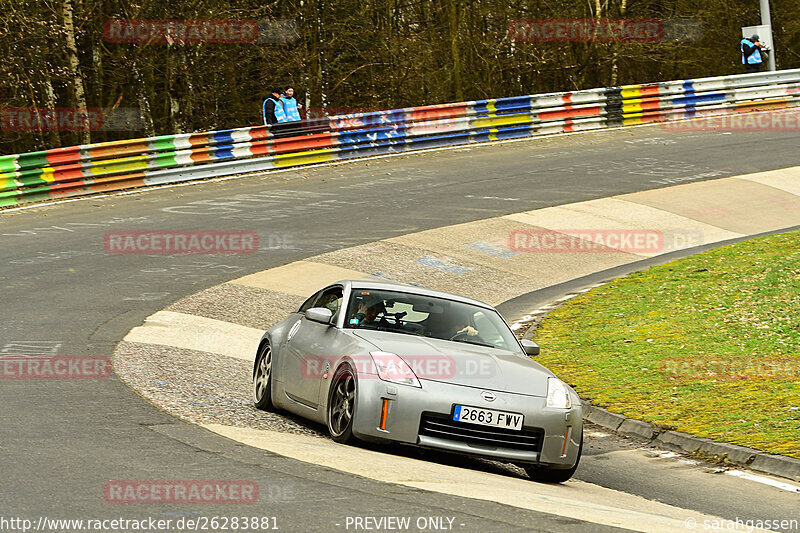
(2, 120, 800, 532)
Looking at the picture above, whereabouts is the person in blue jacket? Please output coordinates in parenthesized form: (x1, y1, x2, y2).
(262, 88, 286, 125)
(280, 86, 302, 122)
(741, 34, 765, 73)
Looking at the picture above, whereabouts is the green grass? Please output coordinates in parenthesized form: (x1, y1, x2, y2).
(532, 229, 800, 458)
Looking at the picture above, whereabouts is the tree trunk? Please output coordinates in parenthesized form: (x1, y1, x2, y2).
(92, 42, 102, 105)
(132, 58, 155, 137)
(299, 0, 312, 116)
(42, 78, 62, 147)
(62, 0, 91, 144)
(167, 39, 182, 133)
(447, 0, 463, 101)
(610, 0, 627, 86)
(25, 78, 45, 150)
(316, 0, 329, 112)
(183, 48, 193, 130)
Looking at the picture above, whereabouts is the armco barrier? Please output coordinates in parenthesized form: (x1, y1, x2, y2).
(2, 69, 800, 208)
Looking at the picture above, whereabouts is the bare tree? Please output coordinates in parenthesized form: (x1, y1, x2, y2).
(61, 0, 91, 143)
(0, 0, 794, 155)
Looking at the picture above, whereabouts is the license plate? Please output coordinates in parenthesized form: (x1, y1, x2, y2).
(452, 405, 524, 431)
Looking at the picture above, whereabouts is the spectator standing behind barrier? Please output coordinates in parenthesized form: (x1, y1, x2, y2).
(741, 34, 765, 73)
(262, 87, 286, 125)
(280, 86, 302, 122)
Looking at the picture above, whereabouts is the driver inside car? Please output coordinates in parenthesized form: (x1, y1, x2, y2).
(456, 325, 479, 337)
(350, 294, 387, 326)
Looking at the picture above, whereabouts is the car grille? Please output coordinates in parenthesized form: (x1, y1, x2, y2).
(418, 412, 544, 453)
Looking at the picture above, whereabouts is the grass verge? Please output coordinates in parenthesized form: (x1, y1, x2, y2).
(532, 229, 800, 458)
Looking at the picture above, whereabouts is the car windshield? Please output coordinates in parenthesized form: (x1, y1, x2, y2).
(345, 288, 521, 352)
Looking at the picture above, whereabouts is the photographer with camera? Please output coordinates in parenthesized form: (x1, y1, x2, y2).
(741, 34, 767, 73)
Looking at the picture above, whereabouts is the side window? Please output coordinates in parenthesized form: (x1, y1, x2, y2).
(313, 286, 344, 315)
(298, 290, 324, 313)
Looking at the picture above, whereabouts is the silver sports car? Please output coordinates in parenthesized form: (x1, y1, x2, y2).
(252, 279, 583, 482)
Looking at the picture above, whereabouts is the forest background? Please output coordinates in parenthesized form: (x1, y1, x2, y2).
(2, 0, 798, 154)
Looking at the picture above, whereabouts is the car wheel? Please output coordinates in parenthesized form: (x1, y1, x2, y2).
(327, 364, 357, 444)
(524, 431, 583, 483)
(253, 342, 275, 411)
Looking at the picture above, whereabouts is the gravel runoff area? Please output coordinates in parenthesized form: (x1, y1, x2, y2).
(117, 278, 322, 435)
(166, 282, 305, 331)
(114, 340, 327, 437)
(313, 240, 543, 306)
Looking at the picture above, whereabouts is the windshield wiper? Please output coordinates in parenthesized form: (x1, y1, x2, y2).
(450, 338, 495, 348)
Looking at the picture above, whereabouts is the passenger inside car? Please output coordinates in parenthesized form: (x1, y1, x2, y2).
(421, 309, 478, 340)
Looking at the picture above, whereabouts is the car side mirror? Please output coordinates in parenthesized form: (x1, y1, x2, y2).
(305, 307, 333, 325)
(520, 339, 540, 356)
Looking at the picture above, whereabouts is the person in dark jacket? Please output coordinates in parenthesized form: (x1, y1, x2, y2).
(262, 87, 286, 125)
(741, 34, 765, 73)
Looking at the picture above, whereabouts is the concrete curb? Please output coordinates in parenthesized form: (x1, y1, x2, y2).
(581, 398, 800, 482)
(517, 228, 800, 484)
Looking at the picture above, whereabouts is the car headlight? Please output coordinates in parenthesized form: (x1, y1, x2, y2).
(369, 351, 421, 388)
(546, 377, 571, 409)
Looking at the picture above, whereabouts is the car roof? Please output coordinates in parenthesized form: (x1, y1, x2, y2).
(334, 279, 495, 310)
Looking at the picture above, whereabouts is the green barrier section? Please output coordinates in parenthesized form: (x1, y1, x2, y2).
(150, 136, 178, 152)
(18, 187, 58, 203)
(0, 195, 19, 207)
(13, 166, 49, 184)
(17, 152, 50, 171)
(16, 171, 51, 188)
(0, 155, 18, 173)
(152, 152, 180, 168)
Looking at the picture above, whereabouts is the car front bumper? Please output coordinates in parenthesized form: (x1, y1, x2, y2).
(351, 376, 582, 467)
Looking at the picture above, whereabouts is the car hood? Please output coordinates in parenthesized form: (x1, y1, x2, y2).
(352, 330, 552, 397)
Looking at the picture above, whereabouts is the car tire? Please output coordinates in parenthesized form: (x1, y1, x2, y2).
(253, 341, 275, 411)
(524, 430, 583, 483)
(327, 364, 357, 444)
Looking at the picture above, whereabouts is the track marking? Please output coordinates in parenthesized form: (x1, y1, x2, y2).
(741, 165, 800, 196)
(229, 261, 370, 296)
(648, 451, 682, 459)
(503, 197, 744, 258)
(725, 470, 800, 494)
(123, 311, 262, 361)
(204, 423, 751, 532)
